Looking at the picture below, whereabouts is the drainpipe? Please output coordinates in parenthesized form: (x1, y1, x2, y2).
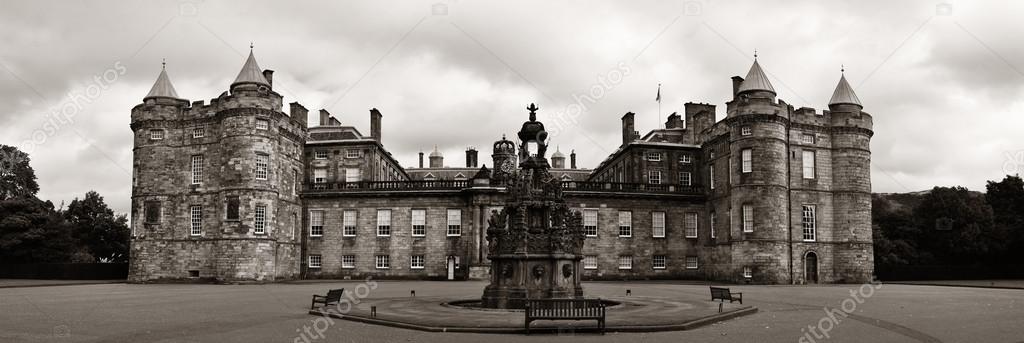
(786, 118, 794, 284)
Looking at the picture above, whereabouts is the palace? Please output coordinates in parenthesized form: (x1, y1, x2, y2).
(128, 50, 873, 284)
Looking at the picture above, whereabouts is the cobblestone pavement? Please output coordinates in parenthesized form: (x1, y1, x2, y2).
(0, 280, 1021, 342)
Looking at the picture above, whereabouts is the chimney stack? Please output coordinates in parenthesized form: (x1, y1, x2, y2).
(370, 108, 382, 142)
(665, 112, 684, 129)
(319, 109, 331, 126)
(328, 117, 341, 126)
(466, 147, 478, 168)
(621, 112, 636, 147)
(418, 151, 424, 168)
(262, 69, 274, 89)
(731, 76, 744, 98)
(570, 150, 577, 169)
(289, 102, 308, 128)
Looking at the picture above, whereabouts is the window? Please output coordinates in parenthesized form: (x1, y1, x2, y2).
(254, 205, 266, 234)
(342, 210, 357, 236)
(679, 154, 692, 164)
(742, 205, 754, 233)
(192, 127, 205, 138)
(144, 201, 161, 224)
(646, 152, 662, 161)
(190, 205, 202, 236)
(313, 169, 326, 185)
(802, 150, 816, 179)
(653, 255, 667, 269)
(345, 168, 361, 183)
(582, 256, 598, 270)
(377, 209, 392, 236)
(743, 266, 753, 278)
(617, 211, 632, 237)
(346, 149, 360, 158)
(741, 126, 752, 136)
(802, 133, 815, 144)
(341, 255, 356, 269)
(447, 209, 462, 236)
(255, 119, 269, 130)
(411, 209, 426, 236)
(308, 255, 322, 269)
(710, 212, 717, 239)
(314, 151, 328, 160)
(293, 169, 299, 196)
(410, 255, 425, 269)
(583, 209, 598, 237)
(686, 256, 698, 269)
(150, 129, 164, 140)
(255, 154, 269, 180)
(652, 211, 666, 238)
(309, 210, 324, 237)
(679, 172, 692, 186)
(375, 255, 390, 269)
(802, 205, 817, 241)
(709, 165, 715, 190)
(225, 196, 240, 220)
(648, 170, 662, 184)
(618, 256, 633, 270)
(191, 155, 203, 184)
(685, 212, 698, 238)
(741, 149, 752, 173)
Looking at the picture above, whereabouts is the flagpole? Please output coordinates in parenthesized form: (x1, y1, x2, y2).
(656, 83, 662, 129)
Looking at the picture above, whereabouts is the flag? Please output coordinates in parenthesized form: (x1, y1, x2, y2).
(655, 83, 661, 102)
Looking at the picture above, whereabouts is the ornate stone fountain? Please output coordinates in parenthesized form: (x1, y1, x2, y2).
(481, 103, 586, 309)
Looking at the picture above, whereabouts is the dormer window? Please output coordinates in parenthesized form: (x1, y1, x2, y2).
(150, 129, 165, 140)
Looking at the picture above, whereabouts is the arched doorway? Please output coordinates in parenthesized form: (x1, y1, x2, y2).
(805, 252, 819, 284)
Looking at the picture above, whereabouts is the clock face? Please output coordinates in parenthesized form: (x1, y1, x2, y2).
(502, 159, 516, 173)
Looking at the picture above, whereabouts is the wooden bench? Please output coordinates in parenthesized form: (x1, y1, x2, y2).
(524, 298, 606, 335)
(710, 286, 742, 312)
(310, 288, 345, 310)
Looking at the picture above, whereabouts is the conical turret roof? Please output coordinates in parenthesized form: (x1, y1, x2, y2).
(232, 50, 269, 87)
(737, 59, 775, 94)
(828, 74, 862, 107)
(145, 65, 181, 100)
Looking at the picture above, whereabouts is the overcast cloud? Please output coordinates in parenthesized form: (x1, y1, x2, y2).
(1, 0, 1022, 214)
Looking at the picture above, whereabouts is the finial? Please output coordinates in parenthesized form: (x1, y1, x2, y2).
(161, 58, 166, 70)
(502, 133, 506, 140)
(841, 64, 845, 74)
(250, 42, 254, 50)
(754, 49, 758, 60)
(527, 103, 539, 121)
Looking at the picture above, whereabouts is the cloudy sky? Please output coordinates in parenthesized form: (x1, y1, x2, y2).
(1, 0, 1022, 214)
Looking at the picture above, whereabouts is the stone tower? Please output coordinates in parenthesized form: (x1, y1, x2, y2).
(550, 147, 566, 169)
(129, 50, 306, 282)
(482, 103, 585, 309)
(490, 134, 516, 184)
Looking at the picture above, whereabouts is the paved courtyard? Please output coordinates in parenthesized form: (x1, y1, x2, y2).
(0, 280, 1021, 342)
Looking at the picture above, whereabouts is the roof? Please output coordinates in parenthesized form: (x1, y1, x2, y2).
(232, 50, 270, 87)
(145, 67, 181, 99)
(737, 60, 775, 94)
(828, 74, 862, 106)
(429, 146, 443, 158)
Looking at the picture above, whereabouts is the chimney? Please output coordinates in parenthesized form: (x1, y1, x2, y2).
(665, 112, 683, 129)
(418, 151, 424, 168)
(731, 76, 744, 98)
(570, 150, 577, 169)
(369, 108, 382, 142)
(466, 147, 478, 168)
(328, 117, 341, 126)
(262, 69, 274, 89)
(319, 109, 331, 126)
(621, 112, 636, 147)
(289, 102, 308, 128)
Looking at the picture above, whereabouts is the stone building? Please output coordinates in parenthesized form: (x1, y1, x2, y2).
(129, 53, 873, 284)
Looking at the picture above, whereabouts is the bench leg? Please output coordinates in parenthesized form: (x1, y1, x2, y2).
(718, 302, 723, 313)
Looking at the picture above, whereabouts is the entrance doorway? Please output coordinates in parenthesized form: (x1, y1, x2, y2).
(805, 252, 819, 284)
(446, 256, 457, 280)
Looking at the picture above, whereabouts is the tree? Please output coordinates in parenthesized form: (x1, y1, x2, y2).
(872, 194, 923, 266)
(0, 197, 74, 263)
(912, 186, 1003, 264)
(985, 175, 1024, 260)
(0, 145, 39, 201)
(64, 191, 130, 263)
